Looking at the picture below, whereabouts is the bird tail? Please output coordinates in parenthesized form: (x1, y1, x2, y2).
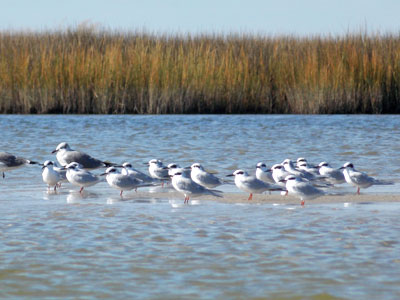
(373, 179, 394, 185)
(209, 189, 223, 198)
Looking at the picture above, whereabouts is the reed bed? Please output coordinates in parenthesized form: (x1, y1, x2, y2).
(0, 27, 399, 114)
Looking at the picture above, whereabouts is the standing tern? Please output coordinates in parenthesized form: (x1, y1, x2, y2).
(190, 163, 224, 189)
(280, 175, 325, 205)
(170, 169, 222, 203)
(147, 159, 170, 186)
(227, 170, 284, 201)
(121, 162, 155, 182)
(41, 160, 62, 191)
(340, 162, 393, 194)
(65, 162, 101, 193)
(255, 162, 275, 184)
(101, 167, 155, 196)
(318, 162, 345, 185)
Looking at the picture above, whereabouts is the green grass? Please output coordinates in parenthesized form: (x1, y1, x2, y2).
(0, 27, 399, 114)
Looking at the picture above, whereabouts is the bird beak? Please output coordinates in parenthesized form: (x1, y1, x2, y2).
(100, 172, 107, 176)
(51, 149, 58, 154)
(226, 174, 235, 177)
(279, 179, 287, 183)
(169, 175, 174, 178)
(266, 169, 272, 172)
(184, 166, 191, 170)
(162, 167, 169, 170)
(144, 162, 149, 165)
(41, 166, 46, 170)
(339, 166, 345, 170)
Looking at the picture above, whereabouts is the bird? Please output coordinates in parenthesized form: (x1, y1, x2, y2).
(227, 170, 284, 201)
(318, 161, 346, 185)
(280, 175, 325, 205)
(167, 163, 190, 177)
(41, 160, 62, 191)
(0, 152, 38, 178)
(190, 163, 224, 189)
(255, 162, 275, 184)
(271, 164, 291, 187)
(340, 162, 393, 194)
(170, 169, 222, 204)
(101, 167, 155, 196)
(120, 162, 155, 182)
(297, 161, 320, 176)
(52, 142, 113, 170)
(65, 162, 101, 193)
(147, 159, 170, 186)
(282, 159, 317, 180)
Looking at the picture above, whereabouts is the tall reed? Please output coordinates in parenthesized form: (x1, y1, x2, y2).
(0, 27, 399, 114)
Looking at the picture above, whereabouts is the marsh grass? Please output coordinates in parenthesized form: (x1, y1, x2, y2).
(0, 27, 399, 114)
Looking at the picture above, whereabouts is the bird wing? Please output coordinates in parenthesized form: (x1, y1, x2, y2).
(63, 151, 103, 169)
(197, 172, 221, 186)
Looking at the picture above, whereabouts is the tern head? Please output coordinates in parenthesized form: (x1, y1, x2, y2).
(256, 162, 270, 172)
(101, 167, 118, 176)
(52, 142, 71, 153)
(65, 162, 82, 170)
(318, 161, 329, 168)
(169, 169, 185, 178)
(168, 163, 180, 169)
(282, 159, 292, 165)
(122, 162, 132, 168)
(340, 162, 354, 169)
(42, 160, 54, 169)
(147, 159, 163, 166)
(227, 170, 248, 177)
(279, 175, 297, 183)
(297, 157, 307, 164)
(271, 164, 284, 171)
(190, 163, 203, 170)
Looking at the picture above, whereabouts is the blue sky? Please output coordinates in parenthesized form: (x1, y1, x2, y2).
(1, 0, 399, 35)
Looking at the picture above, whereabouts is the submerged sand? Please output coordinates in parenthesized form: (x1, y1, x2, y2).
(135, 191, 400, 205)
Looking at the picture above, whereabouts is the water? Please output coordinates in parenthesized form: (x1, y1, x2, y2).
(1, 115, 400, 299)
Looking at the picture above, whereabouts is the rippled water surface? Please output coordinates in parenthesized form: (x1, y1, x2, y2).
(1, 115, 400, 299)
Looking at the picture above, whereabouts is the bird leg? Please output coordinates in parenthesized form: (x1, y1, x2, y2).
(54, 185, 57, 192)
(2, 172, 4, 178)
(356, 187, 360, 195)
(248, 193, 253, 201)
(79, 187, 84, 194)
(120, 190, 123, 197)
(301, 200, 305, 206)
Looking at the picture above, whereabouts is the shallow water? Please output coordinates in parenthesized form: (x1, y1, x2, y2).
(1, 115, 400, 299)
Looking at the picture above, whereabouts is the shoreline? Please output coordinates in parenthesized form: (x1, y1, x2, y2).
(135, 191, 400, 204)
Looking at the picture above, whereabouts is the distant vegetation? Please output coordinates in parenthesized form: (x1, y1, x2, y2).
(0, 27, 399, 114)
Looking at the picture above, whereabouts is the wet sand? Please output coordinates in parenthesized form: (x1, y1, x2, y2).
(138, 190, 400, 205)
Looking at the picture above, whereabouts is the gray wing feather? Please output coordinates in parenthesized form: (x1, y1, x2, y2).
(63, 151, 104, 169)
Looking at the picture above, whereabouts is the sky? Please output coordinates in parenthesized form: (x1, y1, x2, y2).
(1, 0, 399, 35)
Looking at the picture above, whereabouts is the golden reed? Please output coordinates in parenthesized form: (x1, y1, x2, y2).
(0, 27, 399, 114)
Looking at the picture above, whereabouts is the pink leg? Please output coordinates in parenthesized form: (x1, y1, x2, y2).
(79, 187, 84, 194)
(248, 193, 253, 201)
(54, 185, 57, 191)
(357, 187, 360, 195)
(301, 200, 305, 206)
(120, 190, 123, 197)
